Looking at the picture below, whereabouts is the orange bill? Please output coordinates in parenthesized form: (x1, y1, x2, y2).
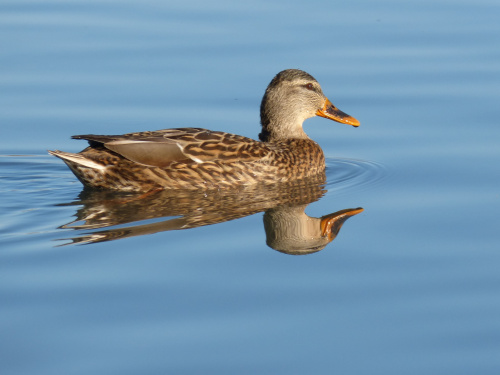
(320, 207, 364, 240)
(316, 98, 360, 127)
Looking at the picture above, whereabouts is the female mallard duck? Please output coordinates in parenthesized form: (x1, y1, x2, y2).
(49, 69, 359, 191)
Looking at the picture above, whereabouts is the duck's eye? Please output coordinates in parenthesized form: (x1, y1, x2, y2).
(304, 83, 314, 91)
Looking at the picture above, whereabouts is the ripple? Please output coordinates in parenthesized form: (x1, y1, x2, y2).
(325, 157, 388, 194)
(0, 154, 389, 203)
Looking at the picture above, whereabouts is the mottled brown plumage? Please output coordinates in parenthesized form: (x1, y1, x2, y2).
(49, 69, 359, 191)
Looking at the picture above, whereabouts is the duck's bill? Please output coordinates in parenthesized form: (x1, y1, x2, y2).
(316, 98, 360, 127)
(320, 207, 364, 240)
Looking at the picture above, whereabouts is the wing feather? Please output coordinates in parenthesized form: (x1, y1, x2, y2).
(73, 128, 270, 167)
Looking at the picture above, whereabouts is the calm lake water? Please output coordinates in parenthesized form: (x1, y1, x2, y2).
(1, 0, 500, 374)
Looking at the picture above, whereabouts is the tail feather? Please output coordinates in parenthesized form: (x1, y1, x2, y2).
(48, 150, 106, 171)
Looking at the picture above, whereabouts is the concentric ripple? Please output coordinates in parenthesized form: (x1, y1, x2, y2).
(324, 157, 388, 194)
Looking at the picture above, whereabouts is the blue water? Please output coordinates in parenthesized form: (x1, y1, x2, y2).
(1, 0, 500, 374)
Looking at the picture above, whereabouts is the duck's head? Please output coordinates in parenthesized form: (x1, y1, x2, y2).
(259, 69, 359, 142)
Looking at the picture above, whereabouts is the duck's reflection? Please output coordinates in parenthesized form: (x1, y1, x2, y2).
(58, 174, 363, 254)
(264, 206, 363, 255)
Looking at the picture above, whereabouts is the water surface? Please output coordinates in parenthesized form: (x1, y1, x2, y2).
(1, 0, 500, 374)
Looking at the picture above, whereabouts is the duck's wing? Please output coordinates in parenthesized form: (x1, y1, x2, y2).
(73, 128, 270, 167)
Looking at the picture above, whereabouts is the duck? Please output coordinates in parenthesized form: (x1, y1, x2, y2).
(49, 69, 360, 191)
